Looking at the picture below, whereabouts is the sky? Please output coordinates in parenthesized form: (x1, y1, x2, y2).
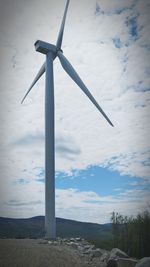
(0, 0, 150, 224)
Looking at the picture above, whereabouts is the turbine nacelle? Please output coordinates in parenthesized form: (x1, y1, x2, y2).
(35, 40, 62, 59)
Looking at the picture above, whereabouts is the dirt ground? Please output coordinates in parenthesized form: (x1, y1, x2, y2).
(0, 239, 105, 267)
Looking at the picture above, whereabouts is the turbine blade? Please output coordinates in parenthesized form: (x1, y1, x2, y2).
(56, 0, 70, 50)
(21, 62, 45, 104)
(57, 51, 114, 127)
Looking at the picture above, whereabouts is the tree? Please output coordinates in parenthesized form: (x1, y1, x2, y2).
(110, 208, 150, 258)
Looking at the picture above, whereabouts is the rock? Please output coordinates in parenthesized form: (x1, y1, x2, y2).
(106, 257, 138, 267)
(75, 237, 82, 242)
(83, 244, 92, 250)
(100, 251, 110, 263)
(88, 245, 95, 250)
(135, 257, 150, 267)
(117, 258, 138, 267)
(62, 238, 67, 242)
(69, 242, 79, 249)
(82, 245, 95, 254)
(107, 259, 118, 267)
(77, 245, 85, 253)
(110, 248, 129, 259)
(81, 240, 89, 246)
(70, 238, 76, 242)
(48, 241, 53, 245)
(90, 248, 103, 258)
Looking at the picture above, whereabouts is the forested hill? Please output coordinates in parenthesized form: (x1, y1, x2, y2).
(0, 216, 112, 248)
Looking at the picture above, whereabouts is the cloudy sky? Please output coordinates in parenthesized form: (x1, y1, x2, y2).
(0, 0, 150, 224)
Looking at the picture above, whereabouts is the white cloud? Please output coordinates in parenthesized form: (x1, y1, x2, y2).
(1, 183, 149, 223)
(57, 187, 149, 223)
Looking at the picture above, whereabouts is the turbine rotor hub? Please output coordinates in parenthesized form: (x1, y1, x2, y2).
(56, 47, 63, 55)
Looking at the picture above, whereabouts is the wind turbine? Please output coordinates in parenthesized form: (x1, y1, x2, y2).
(21, 0, 114, 240)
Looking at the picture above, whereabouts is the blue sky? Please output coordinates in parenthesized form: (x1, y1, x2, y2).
(34, 165, 150, 197)
(0, 0, 150, 223)
(55, 167, 142, 196)
(33, 165, 149, 199)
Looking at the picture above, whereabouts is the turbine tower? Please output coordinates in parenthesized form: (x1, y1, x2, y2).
(21, 0, 114, 240)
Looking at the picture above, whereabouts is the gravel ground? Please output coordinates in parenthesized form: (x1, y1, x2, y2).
(0, 239, 105, 267)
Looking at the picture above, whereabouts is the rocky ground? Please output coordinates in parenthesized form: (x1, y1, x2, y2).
(0, 238, 149, 267)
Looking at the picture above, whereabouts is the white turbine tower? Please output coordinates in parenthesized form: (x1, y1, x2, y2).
(21, 0, 114, 240)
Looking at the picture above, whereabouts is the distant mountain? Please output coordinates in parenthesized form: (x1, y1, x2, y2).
(0, 216, 113, 249)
